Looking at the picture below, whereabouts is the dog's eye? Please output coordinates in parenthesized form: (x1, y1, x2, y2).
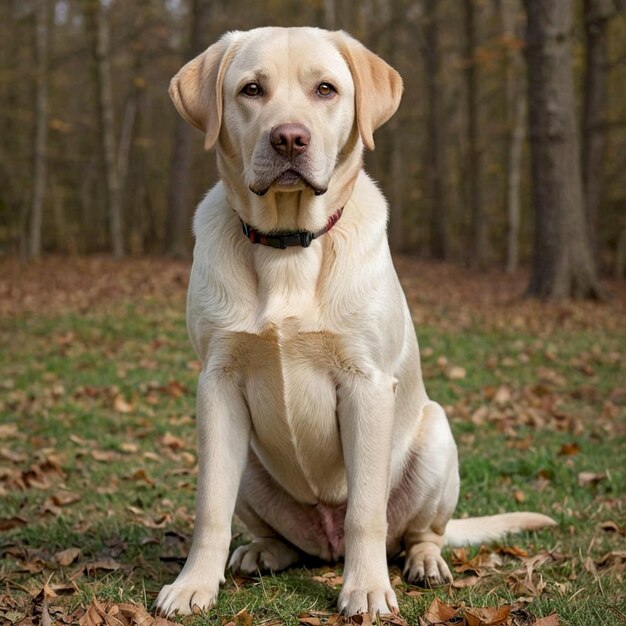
(241, 82, 262, 97)
(316, 82, 336, 97)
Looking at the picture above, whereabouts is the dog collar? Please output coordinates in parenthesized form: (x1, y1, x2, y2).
(240, 207, 343, 249)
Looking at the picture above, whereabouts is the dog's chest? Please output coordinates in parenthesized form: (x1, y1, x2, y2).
(238, 322, 347, 504)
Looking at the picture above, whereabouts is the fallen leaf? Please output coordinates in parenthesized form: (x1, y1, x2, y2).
(600, 521, 623, 534)
(578, 471, 607, 487)
(113, 395, 134, 413)
(0, 516, 27, 531)
(312, 570, 344, 588)
(423, 597, 459, 623)
(161, 433, 185, 450)
(127, 468, 155, 486)
(447, 366, 466, 380)
(596, 550, 626, 569)
(91, 449, 119, 462)
(465, 605, 510, 626)
(493, 385, 512, 406)
(232, 608, 253, 626)
(54, 547, 82, 566)
(451, 574, 480, 588)
(533, 615, 560, 626)
(50, 490, 81, 506)
(0, 423, 19, 438)
(84, 558, 122, 574)
(558, 443, 580, 456)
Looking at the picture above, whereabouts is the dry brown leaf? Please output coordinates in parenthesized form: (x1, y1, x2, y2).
(127, 468, 155, 486)
(161, 433, 185, 450)
(452, 546, 503, 575)
(312, 570, 344, 588)
(79, 598, 107, 626)
(451, 574, 480, 588)
(497, 545, 528, 559)
(84, 558, 122, 574)
(232, 608, 254, 626)
(599, 520, 624, 535)
(0, 516, 27, 531)
(493, 386, 512, 406)
(0, 423, 19, 438)
(54, 547, 82, 566)
(557, 442, 580, 456)
(533, 616, 559, 626)
(464, 606, 510, 626)
(117, 603, 154, 626)
(298, 616, 322, 626)
(596, 550, 626, 569)
(423, 597, 459, 623)
(447, 366, 466, 380)
(92, 449, 119, 462)
(578, 471, 607, 487)
(50, 490, 81, 506)
(113, 395, 134, 414)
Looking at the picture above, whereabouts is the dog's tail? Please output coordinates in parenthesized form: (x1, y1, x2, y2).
(444, 512, 557, 547)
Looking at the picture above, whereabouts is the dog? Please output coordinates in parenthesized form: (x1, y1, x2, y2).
(156, 26, 555, 618)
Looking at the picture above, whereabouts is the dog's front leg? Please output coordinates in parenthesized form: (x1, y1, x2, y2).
(337, 371, 398, 617)
(156, 371, 250, 617)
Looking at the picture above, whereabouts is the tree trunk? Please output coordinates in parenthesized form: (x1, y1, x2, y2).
(501, 0, 526, 274)
(582, 0, 615, 261)
(87, 0, 124, 258)
(463, 0, 487, 269)
(424, 0, 448, 260)
(524, 0, 602, 299)
(386, 0, 406, 254)
(28, 0, 50, 259)
(165, 0, 215, 259)
(324, 0, 336, 29)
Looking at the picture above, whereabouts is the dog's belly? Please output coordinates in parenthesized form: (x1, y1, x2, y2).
(241, 327, 348, 505)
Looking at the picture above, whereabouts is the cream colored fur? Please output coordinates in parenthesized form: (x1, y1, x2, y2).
(155, 26, 555, 619)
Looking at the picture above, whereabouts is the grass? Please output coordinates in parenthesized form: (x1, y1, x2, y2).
(0, 258, 624, 625)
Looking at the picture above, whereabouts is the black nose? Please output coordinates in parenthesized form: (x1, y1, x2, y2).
(270, 123, 311, 160)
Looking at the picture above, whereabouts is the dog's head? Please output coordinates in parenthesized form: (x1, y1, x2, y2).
(169, 27, 402, 230)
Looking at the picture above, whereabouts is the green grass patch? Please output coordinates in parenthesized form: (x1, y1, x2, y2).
(1, 293, 624, 625)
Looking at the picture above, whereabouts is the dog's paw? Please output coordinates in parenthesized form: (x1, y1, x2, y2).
(228, 538, 299, 574)
(403, 541, 452, 587)
(155, 581, 219, 617)
(338, 584, 399, 617)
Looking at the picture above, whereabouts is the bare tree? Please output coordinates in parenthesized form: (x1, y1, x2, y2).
(28, 0, 50, 258)
(524, 0, 601, 299)
(463, 0, 487, 269)
(501, 0, 526, 274)
(582, 0, 622, 260)
(86, 0, 124, 258)
(166, 0, 217, 258)
(424, 0, 448, 260)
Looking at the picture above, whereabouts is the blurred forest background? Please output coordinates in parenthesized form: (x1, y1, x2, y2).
(1, 0, 625, 298)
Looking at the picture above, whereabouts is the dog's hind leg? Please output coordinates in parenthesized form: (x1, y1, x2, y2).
(230, 450, 338, 573)
(398, 402, 460, 587)
(229, 498, 300, 574)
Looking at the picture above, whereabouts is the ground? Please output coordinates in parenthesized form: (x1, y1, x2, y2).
(0, 256, 624, 626)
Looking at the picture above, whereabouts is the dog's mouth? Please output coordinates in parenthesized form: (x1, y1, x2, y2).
(249, 168, 327, 197)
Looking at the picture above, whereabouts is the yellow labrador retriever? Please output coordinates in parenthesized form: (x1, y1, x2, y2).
(156, 27, 555, 618)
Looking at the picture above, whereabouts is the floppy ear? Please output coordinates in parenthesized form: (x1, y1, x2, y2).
(330, 31, 403, 151)
(169, 32, 240, 150)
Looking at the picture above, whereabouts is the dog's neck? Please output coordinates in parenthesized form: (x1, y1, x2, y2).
(216, 134, 363, 238)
